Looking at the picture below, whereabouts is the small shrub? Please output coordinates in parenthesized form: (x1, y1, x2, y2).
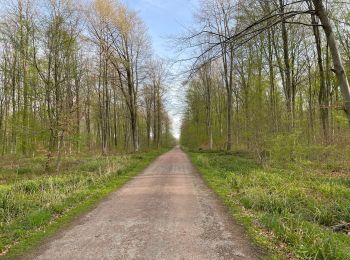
(16, 167, 33, 175)
(79, 160, 101, 172)
(269, 131, 303, 166)
(24, 209, 52, 229)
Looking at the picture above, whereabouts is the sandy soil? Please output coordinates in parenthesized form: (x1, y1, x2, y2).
(26, 147, 263, 260)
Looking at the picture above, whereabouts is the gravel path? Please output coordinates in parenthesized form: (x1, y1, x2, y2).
(27, 147, 263, 260)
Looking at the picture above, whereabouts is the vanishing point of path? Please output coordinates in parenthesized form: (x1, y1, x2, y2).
(27, 147, 263, 260)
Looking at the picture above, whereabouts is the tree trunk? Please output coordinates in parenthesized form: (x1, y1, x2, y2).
(312, 0, 350, 121)
(267, 29, 277, 132)
(279, 0, 293, 129)
(227, 86, 233, 151)
(156, 85, 161, 148)
(153, 82, 157, 147)
(309, 2, 329, 141)
(205, 73, 213, 150)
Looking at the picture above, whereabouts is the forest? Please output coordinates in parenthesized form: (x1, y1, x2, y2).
(180, 0, 350, 162)
(180, 0, 350, 258)
(0, 0, 174, 257)
(0, 0, 350, 259)
(0, 0, 174, 167)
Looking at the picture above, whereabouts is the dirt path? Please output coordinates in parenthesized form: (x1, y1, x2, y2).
(27, 147, 263, 260)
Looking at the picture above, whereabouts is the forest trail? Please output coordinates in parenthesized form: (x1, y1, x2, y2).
(26, 147, 262, 260)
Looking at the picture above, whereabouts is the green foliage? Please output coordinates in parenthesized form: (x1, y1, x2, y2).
(269, 131, 303, 165)
(0, 149, 165, 257)
(16, 167, 33, 175)
(189, 151, 350, 259)
(24, 209, 52, 229)
(267, 131, 350, 171)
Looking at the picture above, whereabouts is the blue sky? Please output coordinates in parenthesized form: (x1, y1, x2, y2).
(125, 0, 197, 58)
(124, 0, 198, 139)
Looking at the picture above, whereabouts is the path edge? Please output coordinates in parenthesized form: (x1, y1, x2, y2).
(4, 149, 169, 260)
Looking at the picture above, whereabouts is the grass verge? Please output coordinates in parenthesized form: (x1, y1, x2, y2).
(0, 149, 167, 259)
(188, 150, 350, 259)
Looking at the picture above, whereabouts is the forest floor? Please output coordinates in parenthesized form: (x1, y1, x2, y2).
(23, 147, 262, 260)
(189, 150, 350, 259)
(0, 149, 166, 258)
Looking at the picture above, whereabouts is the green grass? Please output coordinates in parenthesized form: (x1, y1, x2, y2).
(0, 149, 166, 259)
(188, 150, 350, 259)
